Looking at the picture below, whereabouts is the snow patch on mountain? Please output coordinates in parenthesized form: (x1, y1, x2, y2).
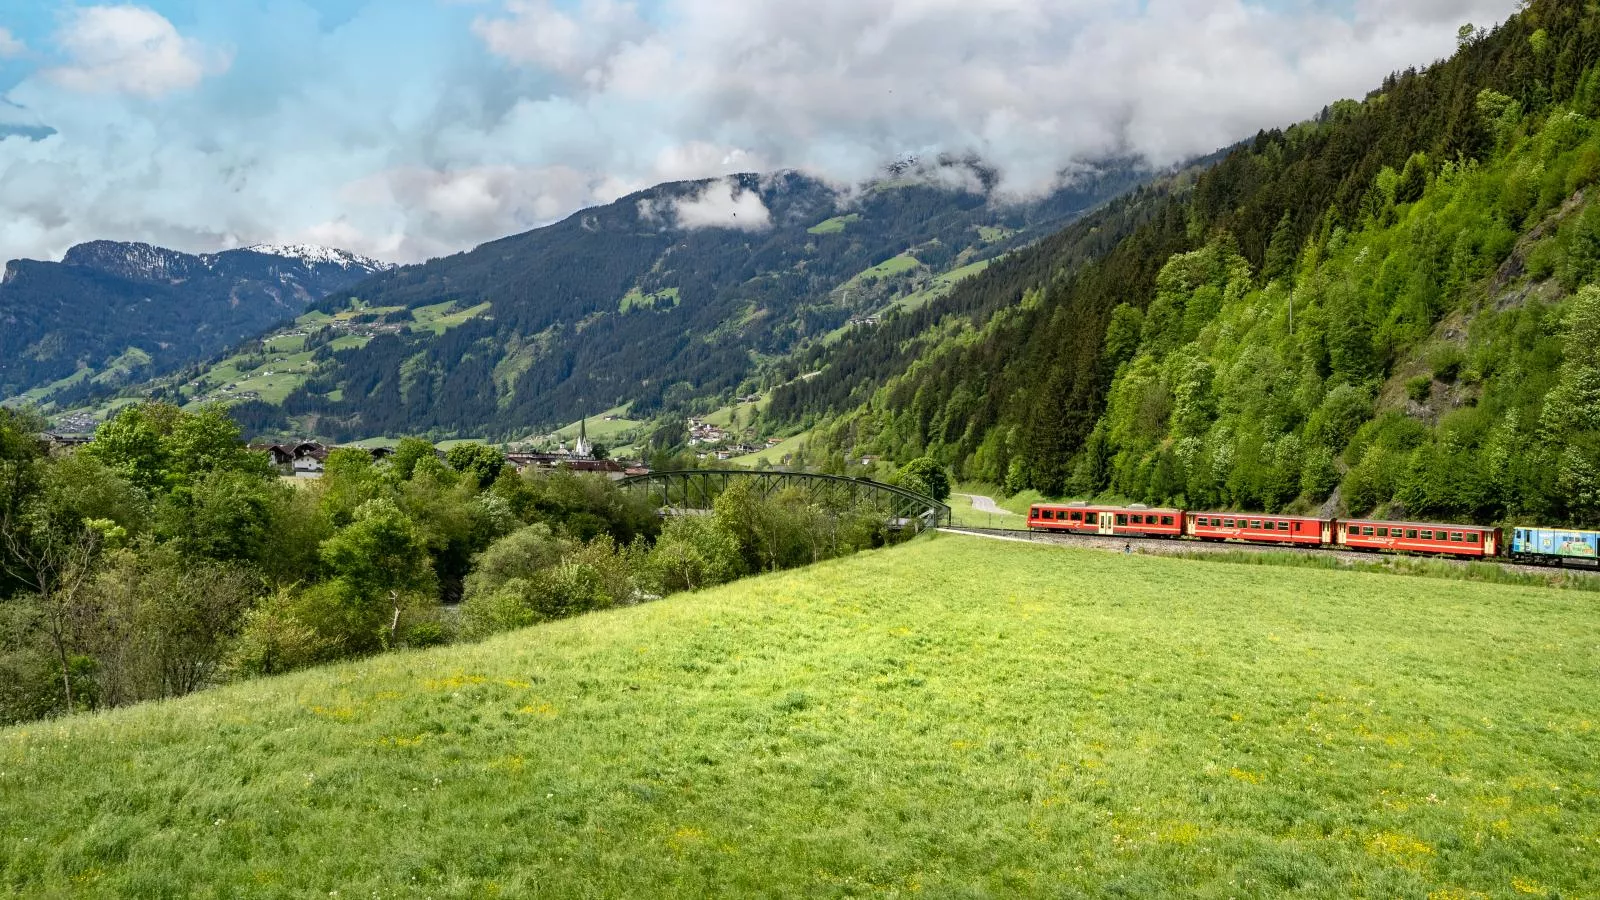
(241, 243, 394, 272)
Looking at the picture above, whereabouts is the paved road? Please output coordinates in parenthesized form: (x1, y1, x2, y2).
(957, 493, 1016, 516)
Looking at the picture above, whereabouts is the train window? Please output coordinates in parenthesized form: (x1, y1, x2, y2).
(1450, 532, 1463, 542)
(1044, 510, 1056, 520)
(1362, 526, 1375, 536)
(1085, 513, 1097, 525)
(1377, 527, 1388, 537)
(1130, 514, 1143, 524)
(1116, 514, 1128, 526)
(1247, 520, 1260, 529)
(1406, 529, 1418, 539)
(1420, 530, 1433, 540)
(1466, 533, 1479, 543)
(1071, 512, 1083, 522)
(1161, 516, 1174, 526)
(1293, 522, 1302, 532)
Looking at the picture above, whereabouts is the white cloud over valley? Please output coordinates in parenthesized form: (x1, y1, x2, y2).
(0, 0, 1520, 266)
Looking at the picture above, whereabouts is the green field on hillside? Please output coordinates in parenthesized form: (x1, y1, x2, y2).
(807, 213, 861, 235)
(411, 301, 493, 335)
(729, 429, 811, 466)
(549, 405, 641, 444)
(3, 536, 1596, 897)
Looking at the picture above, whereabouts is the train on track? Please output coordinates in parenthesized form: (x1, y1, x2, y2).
(1025, 501, 1600, 568)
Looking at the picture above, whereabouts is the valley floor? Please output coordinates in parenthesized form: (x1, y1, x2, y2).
(2, 536, 1597, 897)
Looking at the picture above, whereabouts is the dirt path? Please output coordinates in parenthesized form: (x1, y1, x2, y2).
(956, 493, 1015, 516)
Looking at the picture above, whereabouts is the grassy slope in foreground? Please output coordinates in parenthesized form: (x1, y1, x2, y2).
(3, 536, 1598, 897)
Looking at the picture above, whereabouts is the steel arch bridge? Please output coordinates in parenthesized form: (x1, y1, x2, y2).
(619, 470, 952, 530)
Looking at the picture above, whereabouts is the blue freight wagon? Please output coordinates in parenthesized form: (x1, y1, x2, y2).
(1510, 527, 1600, 566)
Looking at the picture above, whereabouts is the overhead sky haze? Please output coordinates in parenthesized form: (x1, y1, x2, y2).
(0, 0, 1520, 266)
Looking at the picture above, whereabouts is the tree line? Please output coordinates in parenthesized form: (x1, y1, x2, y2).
(771, 0, 1600, 527)
(0, 403, 906, 725)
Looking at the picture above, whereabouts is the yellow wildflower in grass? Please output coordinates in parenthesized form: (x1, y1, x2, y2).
(1368, 831, 1434, 870)
(488, 754, 524, 773)
(1426, 889, 1487, 900)
(423, 674, 489, 690)
(308, 705, 356, 721)
(375, 734, 427, 748)
(666, 826, 705, 855)
(1228, 767, 1264, 784)
(517, 702, 558, 718)
(1511, 876, 1548, 896)
(1158, 822, 1202, 845)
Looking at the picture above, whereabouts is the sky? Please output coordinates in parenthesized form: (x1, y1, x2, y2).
(0, 0, 1521, 265)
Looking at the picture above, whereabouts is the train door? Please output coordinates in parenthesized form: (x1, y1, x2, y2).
(1098, 512, 1116, 536)
(1320, 520, 1333, 545)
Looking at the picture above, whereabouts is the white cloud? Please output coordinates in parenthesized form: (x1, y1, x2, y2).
(475, 0, 1518, 192)
(0, 0, 1524, 268)
(471, 0, 643, 79)
(643, 178, 773, 231)
(0, 28, 25, 59)
(44, 5, 229, 98)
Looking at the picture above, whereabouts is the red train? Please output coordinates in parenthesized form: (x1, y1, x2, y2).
(1026, 502, 1501, 559)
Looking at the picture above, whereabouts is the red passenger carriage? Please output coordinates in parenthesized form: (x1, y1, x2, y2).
(1336, 519, 1498, 558)
(1028, 503, 1184, 538)
(1185, 512, 1330, 546)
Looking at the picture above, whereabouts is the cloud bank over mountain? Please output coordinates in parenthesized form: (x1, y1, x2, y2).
(0, 0, 1518, 265)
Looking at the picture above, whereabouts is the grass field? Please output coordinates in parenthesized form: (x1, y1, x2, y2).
(3, 536, 1597, 897)
(807, 214, 861, 235)
(890, 257, 995, 313)
(411, 301, 493, 335)
(728, 429, 811, 466)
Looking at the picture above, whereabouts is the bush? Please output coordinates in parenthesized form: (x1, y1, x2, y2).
(1406, 375, 1434, 403)
(1430, 346, 1467, 383)
(895, 457, 951, 502)
(228, 589, 336, 677)
(645, 516, 745, 594)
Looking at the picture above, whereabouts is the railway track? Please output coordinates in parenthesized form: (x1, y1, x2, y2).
(939, 526, 1600, 580)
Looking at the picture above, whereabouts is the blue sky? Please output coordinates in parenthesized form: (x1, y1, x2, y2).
(0, 0, 1520, 264)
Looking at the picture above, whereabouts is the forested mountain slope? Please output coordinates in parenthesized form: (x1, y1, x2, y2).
(0, 242, 389, 406)
(215, 164, 1149, 441)
(779, 0, 1600, 527)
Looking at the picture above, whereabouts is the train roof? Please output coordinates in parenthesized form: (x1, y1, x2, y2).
(1189, 511, 1329, 521)
(1508, 524, 1600, 535)
(1031, 502, 1184, 514)
(1341, 518, 1497, 531)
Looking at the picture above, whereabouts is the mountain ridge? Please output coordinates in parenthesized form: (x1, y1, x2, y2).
(0, 240, 391, 407)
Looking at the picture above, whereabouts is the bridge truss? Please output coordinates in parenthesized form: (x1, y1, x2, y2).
(618, 470, 951, 530)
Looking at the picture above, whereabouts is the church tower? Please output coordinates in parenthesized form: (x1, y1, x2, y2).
(575, 415, 593, 459)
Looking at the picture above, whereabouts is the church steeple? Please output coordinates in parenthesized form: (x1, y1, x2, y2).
(575, 414, 593, 459)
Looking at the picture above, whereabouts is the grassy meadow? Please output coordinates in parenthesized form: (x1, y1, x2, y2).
(3, 535, 1598, 898)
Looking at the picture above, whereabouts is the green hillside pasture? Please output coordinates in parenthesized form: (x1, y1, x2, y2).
(619, 288, 681, 314)
(262, 333, 306, 354)
(891, 257, 994, 313)
(3, 537, 1597, 897)
(15, 367, 91, 405)
(552, 404, 640, 443)
(807, 213, 861, 235)
(412, 301, 493, 335)
(729, 429, 811, 466)
(702, 394, 768, 429)
(853, 252, 921, 283)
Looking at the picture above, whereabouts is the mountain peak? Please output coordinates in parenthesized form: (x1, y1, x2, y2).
(239, 243, 394, 272)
